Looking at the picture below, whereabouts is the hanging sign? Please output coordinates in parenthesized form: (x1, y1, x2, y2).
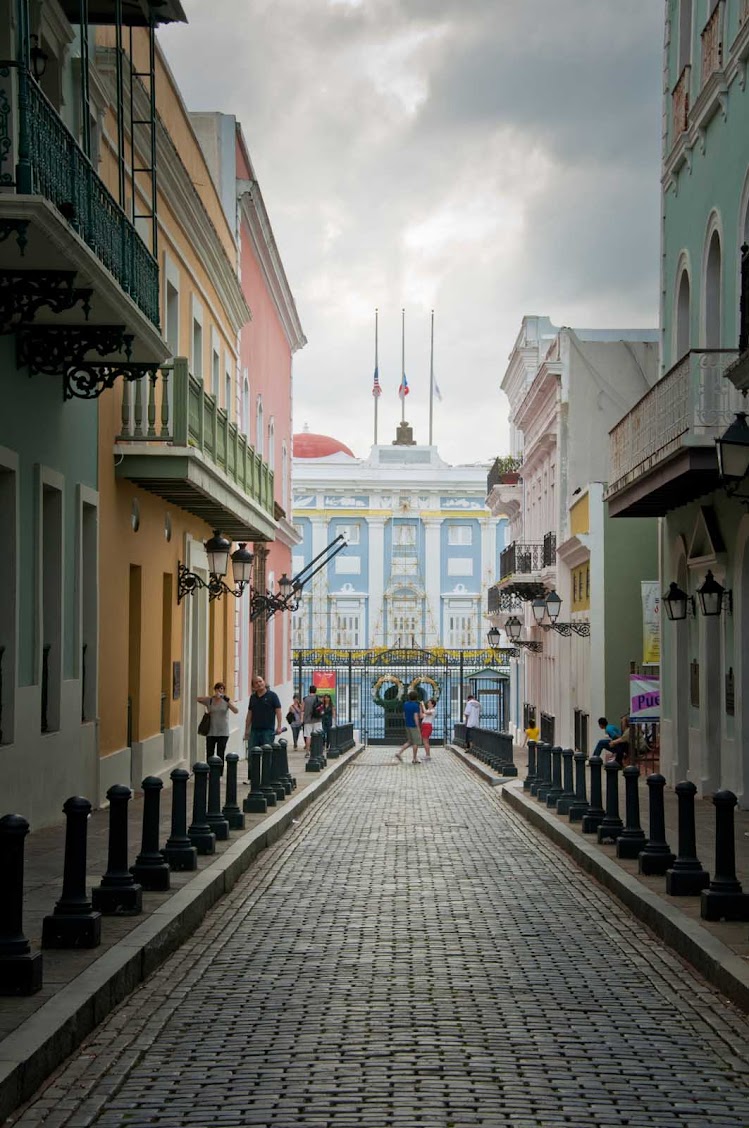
(629, 674, 660, 721)
(641, 581, 660, 664)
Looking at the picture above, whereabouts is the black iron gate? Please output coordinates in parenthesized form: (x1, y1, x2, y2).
(294, 647, 513, 745)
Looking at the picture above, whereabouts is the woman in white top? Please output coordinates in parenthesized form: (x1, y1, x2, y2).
(420, 697, 436, 761)
(197, 681, 238, 764)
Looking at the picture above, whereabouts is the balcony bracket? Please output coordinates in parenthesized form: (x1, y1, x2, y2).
(17, 324, 135, 376)
(0, 219, 29, 254)
(64, 361, 160, 401)
(540, 621, 591, 638)
(0, 270, 92, 333)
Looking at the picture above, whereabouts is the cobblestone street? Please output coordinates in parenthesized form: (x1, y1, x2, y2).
(12, 749, 749, 1128)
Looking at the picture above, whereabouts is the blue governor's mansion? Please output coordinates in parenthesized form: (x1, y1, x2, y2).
(291, 423, 507, 651)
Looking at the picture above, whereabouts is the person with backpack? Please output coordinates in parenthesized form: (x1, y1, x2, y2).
(302, 684, 324, 756)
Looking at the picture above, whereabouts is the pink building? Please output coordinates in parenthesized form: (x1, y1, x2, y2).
(192, 112, 306, 711)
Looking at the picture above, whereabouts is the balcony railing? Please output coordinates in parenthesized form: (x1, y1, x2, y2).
(542, 532, 556, 568)
(118, 359, 275, 517)
(487, 455, 522, 494)
(3, 66, 159, 327)
(701, 2, 724, 86)
(608, 349, 741, 489)
(488, 585, 522, 614)
(672, 64, 690, 136)
(499, 541, 544, 582)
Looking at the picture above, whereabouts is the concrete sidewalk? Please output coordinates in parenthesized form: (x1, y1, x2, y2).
(0, 745, 362, 1124)
(454, 743, 749, 1013)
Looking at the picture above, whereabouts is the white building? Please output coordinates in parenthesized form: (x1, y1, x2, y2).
(488, 316, 660, 748)
(291, 424, 507, 652)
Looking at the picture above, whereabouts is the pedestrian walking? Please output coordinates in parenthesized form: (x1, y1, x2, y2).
(321, 694, 335, 750)
(395, 690, 422, 764)
(302, 684, 324, 756)
(286, 693, 303, 749)
(197, 681, 238, 764)
(244, 675, 283, 751)
(463, 694, 480, 751)
(420, 697, 436, 760)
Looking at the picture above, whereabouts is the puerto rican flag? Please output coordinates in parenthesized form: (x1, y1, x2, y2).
(398, 373, 409, 399)
(372, 366, 382, 398)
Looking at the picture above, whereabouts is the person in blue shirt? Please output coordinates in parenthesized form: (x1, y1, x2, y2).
(395, 691, 423, 764)
(592, 716, 621, 757)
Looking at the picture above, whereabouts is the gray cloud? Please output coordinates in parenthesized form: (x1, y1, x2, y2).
(161, 0, 663, 464)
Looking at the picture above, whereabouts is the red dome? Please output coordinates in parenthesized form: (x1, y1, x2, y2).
(293, 432, 355, 459)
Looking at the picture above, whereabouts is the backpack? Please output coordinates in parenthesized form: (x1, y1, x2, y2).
(312, 698, 324, 720)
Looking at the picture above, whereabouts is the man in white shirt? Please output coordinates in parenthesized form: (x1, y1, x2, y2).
(463, 694, 481, 751)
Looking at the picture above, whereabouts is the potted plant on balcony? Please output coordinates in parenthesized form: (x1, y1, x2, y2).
(494, 455, 522, 485)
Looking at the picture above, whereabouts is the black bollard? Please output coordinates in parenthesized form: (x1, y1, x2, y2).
(131, 777, 171, 890)
(259, 744, 279, 804)
(556, 748, 576, 815)
(206, 755, 230, 840)
(271, 742, 292, 797)
(582, 756, 605, 834)
(597, 761, 624, 844)
(243, 746, 269, 814)
(307, 730, 326, 772)
(545, 746, 564, 808)
(533, 743, 552, 800)
(188, 762, 216, 854)
(616, 765, 647, 859)
(568, 752, 589, 822)
(267, 743, 287, 801)
(524, 740, 538, 792)
(42, 796, 101, 948)
(639, 774, 675, 875)
(222, 753, 245, 830)
(164, 768, 198, 870)
(666, 780, 710, 895)
(277, 739, 295, 792)
(92, 785, 143, 913)
(701, 791, 749, 921)
(0, 814, 43, 995)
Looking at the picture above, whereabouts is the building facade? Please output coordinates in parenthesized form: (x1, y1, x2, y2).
(291, 427, 506, 654)
(606, 0, 749, 803)
(489, 317, 659, 747)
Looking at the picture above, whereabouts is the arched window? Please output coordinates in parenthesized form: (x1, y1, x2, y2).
(255, 396, 264, 456)
(705, 229, 722, 348)
(268, 417, 275, 473)
(675, 267, 691, 361)
(241, 371, 249, 435)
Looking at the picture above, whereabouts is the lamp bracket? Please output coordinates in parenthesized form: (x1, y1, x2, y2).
(539, 620, 590, 637)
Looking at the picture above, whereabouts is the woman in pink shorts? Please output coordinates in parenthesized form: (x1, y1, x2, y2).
(420, 698, 436, 760)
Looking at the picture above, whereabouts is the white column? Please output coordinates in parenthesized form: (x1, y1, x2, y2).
(423, 518, 441, 647)
(368, 517, 386, 646)
(480, 518, 494, 646)
(310, 515, 328, 648)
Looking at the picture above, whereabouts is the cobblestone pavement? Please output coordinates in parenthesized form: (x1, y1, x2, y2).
(11, 749, 749, 1128)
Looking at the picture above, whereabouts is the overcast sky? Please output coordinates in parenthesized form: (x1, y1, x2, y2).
(160, 1, 663, 466)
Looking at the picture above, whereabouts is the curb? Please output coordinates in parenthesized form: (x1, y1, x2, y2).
(499, 778, 749, 1015)
(0, 746, 363, 1124)
(448, 745, 514, 788)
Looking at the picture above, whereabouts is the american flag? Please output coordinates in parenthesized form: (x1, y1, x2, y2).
(372, 366, 382, 398)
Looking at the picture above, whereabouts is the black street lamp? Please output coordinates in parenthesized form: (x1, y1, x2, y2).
(502, 617, 542, 653)
(696, 570, 731, 617)
(531, 590, 590, 637)
(661, 581, 693, 621)
(29, 35, 48, 81)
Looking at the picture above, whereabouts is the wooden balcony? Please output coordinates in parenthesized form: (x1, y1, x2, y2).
(672, 64, 690, 137)
(605, 349, 741, 518)
(115, 358, 276, 541)
(701, 1, 724, 87)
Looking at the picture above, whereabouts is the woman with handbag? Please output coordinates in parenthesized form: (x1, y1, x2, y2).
(286, 694, 303, 749)
(197, 681, 238, 764)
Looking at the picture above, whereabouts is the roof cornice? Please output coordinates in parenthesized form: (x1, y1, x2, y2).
(237, 179, 306, 353)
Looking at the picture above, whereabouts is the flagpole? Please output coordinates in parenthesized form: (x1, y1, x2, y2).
(428, 309, 435, 446)
(374, 307, 379, 446)
(401, 307, 405, 424)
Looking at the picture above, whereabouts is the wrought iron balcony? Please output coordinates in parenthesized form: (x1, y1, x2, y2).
(542, 532, 556, 568)
(487, 585, 522, 615)
(0, 65, 159, 328)
(499, 541, 544, 582)
(606, 349, 741, 517)
(115, 358, 276, 541)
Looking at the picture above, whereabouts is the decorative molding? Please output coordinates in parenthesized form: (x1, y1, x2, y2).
(0, 269, 91, 331)
(64, 361, 161, 401)
(17, 324, 133, 375)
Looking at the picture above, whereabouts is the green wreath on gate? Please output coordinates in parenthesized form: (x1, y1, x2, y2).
(407, 675, 441, 704)
(372, 674, 405, 709)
